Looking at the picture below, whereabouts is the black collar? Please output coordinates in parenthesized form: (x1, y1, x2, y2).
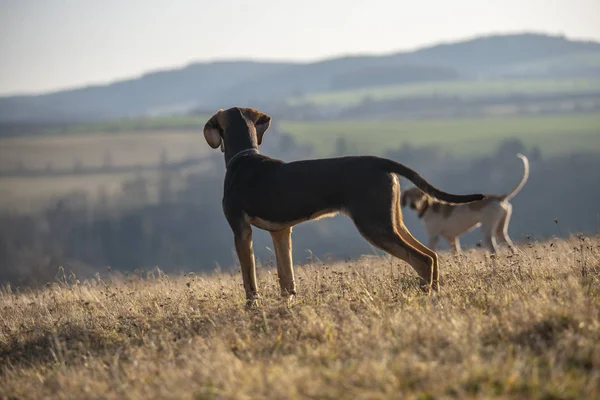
(418, 201, 430, 219)
(226, 148, 259, 169)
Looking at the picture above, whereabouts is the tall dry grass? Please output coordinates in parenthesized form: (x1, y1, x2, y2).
(1, 235, 599, 399)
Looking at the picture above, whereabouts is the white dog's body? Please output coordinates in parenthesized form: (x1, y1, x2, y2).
(401, 154, 529, 254)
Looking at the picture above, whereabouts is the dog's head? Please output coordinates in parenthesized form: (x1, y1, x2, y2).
(203, 107, 271, 153)
(400, 186, 430, 212)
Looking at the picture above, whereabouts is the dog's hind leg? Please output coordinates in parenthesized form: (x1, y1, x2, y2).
(270, 228, 297, 298)
(481, 206, 504, 254)
(355, 220, 435, 294)
(396, 222, 440, 292)
(393, 179, 440, 291)
(482, 227, 499, 254)
(496, 204, 518, 253)
(348, 175, 435, 293)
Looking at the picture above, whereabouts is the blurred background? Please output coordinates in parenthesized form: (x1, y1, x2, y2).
(1, 0, 599, 286)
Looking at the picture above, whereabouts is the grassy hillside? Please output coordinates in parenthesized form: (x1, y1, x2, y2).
(23, 111, 597, 159)
(2, 112, 598, 209)
(0, 130, 212, 210)
(280, 112, 600, 156)
(395, 33, 600, 72)
(289, 78, 600, 107)
(0, 130, 210, 171)
(43, 115, 209, 135)
(498, 52, 600, 78)
(1, 236, 599, 399)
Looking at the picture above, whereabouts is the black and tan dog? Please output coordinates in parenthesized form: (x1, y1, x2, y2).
(203, 107, 485, 305)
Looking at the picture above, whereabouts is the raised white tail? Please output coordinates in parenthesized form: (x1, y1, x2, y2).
(502, 153, 530, 202)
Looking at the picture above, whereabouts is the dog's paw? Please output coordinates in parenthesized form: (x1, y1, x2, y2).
(245, 294, 262, 309)
(280, 288, 297, 298)
(283, 294, 297, 307)
(419, 284, 433, 296)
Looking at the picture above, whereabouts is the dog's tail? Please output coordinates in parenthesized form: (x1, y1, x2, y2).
(501, 153, 529, 202)
(382, 159, 486, 204)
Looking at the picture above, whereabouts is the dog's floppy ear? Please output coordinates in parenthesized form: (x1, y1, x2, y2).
(203, 109, 224, 149)
(401, 187, 418, 208)
(241, 108, 271, 145)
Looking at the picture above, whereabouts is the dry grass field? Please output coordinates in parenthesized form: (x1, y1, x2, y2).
(1, 235, 599, 400)
(0, 131, 207, 171)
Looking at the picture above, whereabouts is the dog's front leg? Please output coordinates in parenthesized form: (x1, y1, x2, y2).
(270, 228, 296, 299)
(428, 236, 439, 251)
(234, 225, 260, 307)
(451, 237, 462, 253)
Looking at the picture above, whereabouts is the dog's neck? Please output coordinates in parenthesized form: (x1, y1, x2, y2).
(417, 200, 430, 219)
(226, 148, 259, 169)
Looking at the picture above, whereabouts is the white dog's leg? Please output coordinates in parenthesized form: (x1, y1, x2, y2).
(483, 231, 498, 254)
(450, 237, 462, 253)
(496, 204, 518, 253)
(429, 236, 439, 251)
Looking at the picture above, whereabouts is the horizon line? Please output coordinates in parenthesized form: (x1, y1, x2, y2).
(2, 30, 598, 98)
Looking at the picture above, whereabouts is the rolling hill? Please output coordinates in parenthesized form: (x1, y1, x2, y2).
(1, 33, 600, 123)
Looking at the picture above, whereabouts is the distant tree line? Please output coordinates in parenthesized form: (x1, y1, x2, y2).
(1, 133, 599, 287)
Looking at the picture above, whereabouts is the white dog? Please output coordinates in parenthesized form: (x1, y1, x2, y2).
(401, 154, 529, 254)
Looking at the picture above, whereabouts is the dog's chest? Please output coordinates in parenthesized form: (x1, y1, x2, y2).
(244, 209, 339, 232)
(245, 215, 293, 231)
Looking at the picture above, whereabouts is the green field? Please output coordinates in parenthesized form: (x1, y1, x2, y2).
(0, 130, 211, 210)
(39, 114, 210, 136)
(503, 52, 600, 76)
(279, 112, 600, 156)
(288, 79, 600, 107)
(2, 112, 599, 210)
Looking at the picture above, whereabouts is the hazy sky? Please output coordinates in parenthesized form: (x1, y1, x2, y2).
(1, 0, 599, 96)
